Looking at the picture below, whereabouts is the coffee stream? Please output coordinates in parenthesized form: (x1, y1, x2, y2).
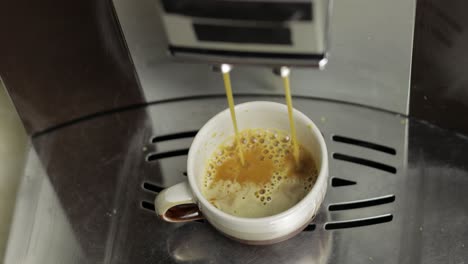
(221, 64, 245, 166)
(221, 65, 299, 166)
(280, 67, 300, 166)
(207, 65, 316, 218)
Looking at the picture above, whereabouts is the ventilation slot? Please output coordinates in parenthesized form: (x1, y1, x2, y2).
(142, 182, 164, 193)
(324, 214, 393, 230)
(331, 177, 356, 187)
(328, 195, 395, 211)
(333, 153, 397, 174)
(141, 201, 155, 212)
(303, 224, 316, 232)
(147, 149, 189, 161)
(332, 135, 396, 155)
(152, 131, 198, 143)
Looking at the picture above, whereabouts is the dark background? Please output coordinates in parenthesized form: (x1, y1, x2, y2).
(0, 0, 143, 134)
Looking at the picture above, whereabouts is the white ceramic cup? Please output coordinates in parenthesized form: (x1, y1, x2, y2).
(155, 101, 328, 244)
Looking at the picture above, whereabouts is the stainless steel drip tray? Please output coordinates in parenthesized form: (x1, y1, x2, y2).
(4, 96, 468, 264)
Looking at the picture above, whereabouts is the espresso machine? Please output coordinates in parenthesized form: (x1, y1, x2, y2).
(1, 0, 467, 263)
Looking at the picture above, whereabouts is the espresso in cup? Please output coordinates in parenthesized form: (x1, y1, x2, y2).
(155, 101, 328, 243)
(202, 128, 318, 218)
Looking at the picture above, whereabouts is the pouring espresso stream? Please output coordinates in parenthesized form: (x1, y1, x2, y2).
(200, 65, 317, 218)
(220, 64, 299, 166)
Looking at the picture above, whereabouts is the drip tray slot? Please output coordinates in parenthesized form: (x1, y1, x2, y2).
(141, 128, 400, 232)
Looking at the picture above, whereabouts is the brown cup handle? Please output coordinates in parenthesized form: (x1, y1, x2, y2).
(154, 181, 203, 222)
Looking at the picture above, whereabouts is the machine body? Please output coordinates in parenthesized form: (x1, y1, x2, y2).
(157, 0, 330, 67)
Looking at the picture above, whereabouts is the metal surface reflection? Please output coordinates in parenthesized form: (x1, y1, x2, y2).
(4, 97, 468, 263)
(166, 218, 332, 264)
